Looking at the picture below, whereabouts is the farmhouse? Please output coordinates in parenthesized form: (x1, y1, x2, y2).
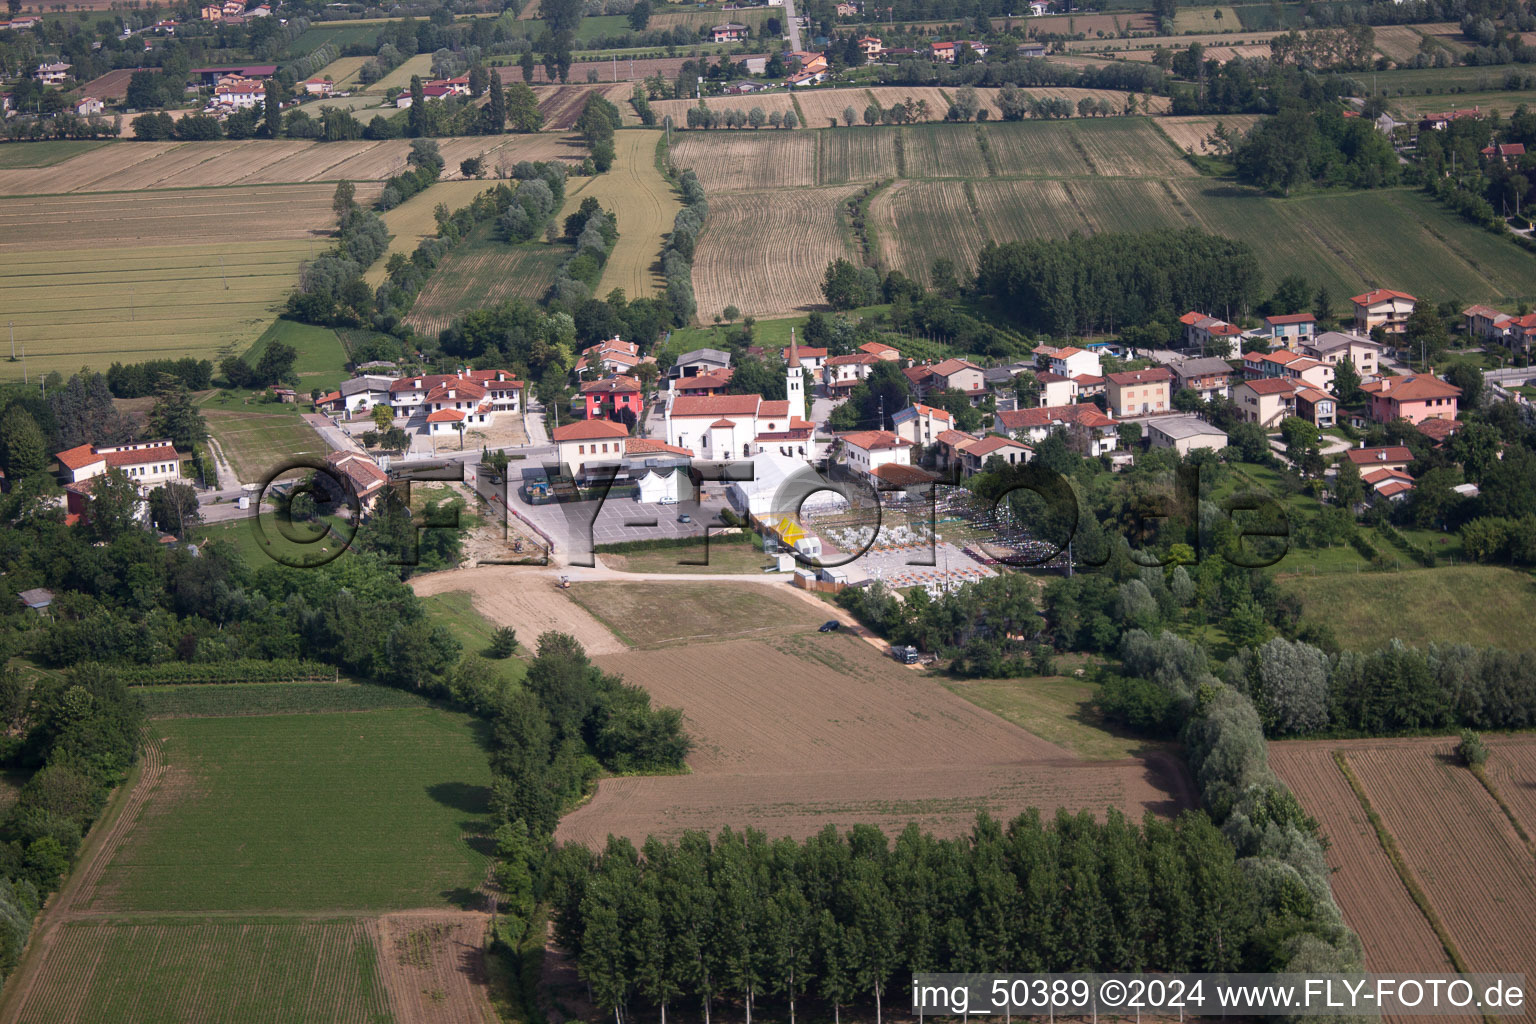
(1360, 373, 1460, 425)
(1105, 368, 1173, 418)
(1463, 305, 1536, 355)
(191, 64, 276, 86)
(1262, 312, 1317, 348)
(426, 75, 471, 96)
(212, 80, 266, 109)
(301, 77, 334, 97)
(56, 439, 182, 491)
(1351, 288, 1416, 336)
(858, 36, 882, 56)
(711, 22, 749, 41)
(324, 450, 389, 511)
(1480, 142, 1526, 163)
(994, 404, 1119, 456)
(891, 402, 954, 445)
(1419, 106, 1480, 131)
(1146, 416, 1228, 455)
(396, 84, 453, 107)
(580, 375, 644, 422)
(858, 340, 901, 361)
(74, 96, 103, 116)
(1170, 356, 1234, 401)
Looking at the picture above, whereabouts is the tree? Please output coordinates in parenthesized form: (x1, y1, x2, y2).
(628, 0, 652, 29)
(408, 75, 427, 137)
(519, 51, 537, 84)
(722, 305, 740, 324)
(83, 468, 142, 543)
(1403, 302, 1449, 364)
(1333, 456, 1365, 507)
(1444, 362, 1483, 410)
(461, 157, 485, 179)
(468, 64, 489, 99)
(262, 80, 281, 139)
(253, 341, 298, 387)
(371, 403, 394, 432)
(147, 482, 200, 536)
(332, 180, 356, 221)
(1333, 357, 1361, 405)
(491, 626, 519, 658)
(149, 380, 208, 451)
(1312, 286, 1334, 329)
(0, 407, 47, 478)
(507, 82, 545, 133)
(842, 106, 857, 127)
(484, 74, 507, 134)
(821, 259, 866, 311)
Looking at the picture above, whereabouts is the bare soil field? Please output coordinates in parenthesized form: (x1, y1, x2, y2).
(564, 580, 826, 647)
(1156, 113, 1263, 154)
(669, 129, 817, 191)
(534, 84, 608, 129)
(1484, 735, 1536, 840)
(375, 911, 498, 1024)
(1027, 11, 1157, 36)
(653, 92, 799, 127)
(409, 568, 628, 655)
(77, 66, 143, 101)
(818, 125, 902, 184)
(1269, 741, 1465, 988)
(793, 87, 881, 128)
(1349, 741, 1536, 983)
(692, 184, 860, 317)
(554, 631, 1193, 846)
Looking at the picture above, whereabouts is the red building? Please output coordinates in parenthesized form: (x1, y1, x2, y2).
(581, 375, 644, 422)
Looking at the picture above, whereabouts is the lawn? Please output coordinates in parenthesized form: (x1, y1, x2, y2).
(138, 681, 433, 718)
(1279, 563, 1536, 650)
(944, 666, 1170, 761)
(418, 590, 529, 688)
(199, 394, 327, 484)
(242, 317, 351, 393)
(0, 140, 110, 168)
(597, 534, 773, 574)
(659, 304, 891, 363)
(85, 708, 494, 913)
(566, 580, 824, 646)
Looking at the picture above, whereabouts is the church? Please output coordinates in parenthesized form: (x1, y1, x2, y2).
(663, 333, 818, 461)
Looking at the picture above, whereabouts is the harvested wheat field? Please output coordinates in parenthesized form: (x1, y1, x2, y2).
(77, 67, 141, 101)
(1157, 113, 1263, 154)
(1373, 25, 1431, 63)
(496, 54, 770, 86)
(653, 92, 798, 127)
(562, 129, 678, 297)
(410, 567, 627, 655)
(692, 184, 861, 317)
(818, 125, 902, 184)
(365, 179, 503, 287)
(871, 181, 992, 285)
(1273, 735, 1536, 1012)
(792, 87, 881, 128)
(315, 55, 372, 89)
(555, 632, 1193, 846)
(669, 129, 817, 191)
(376, 911, 497, 1024)
(1268, 741, 1465, 989)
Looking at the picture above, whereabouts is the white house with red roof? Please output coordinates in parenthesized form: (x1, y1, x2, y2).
(1178, 311, 1244, 354)
(1351, 288, 1417, 336)
(890, 402, 953, 445)
(553, 419, 632, 477)
(858, 340, 901, 361)
(995, 404, 1119, 456)
(664, 394, 815, 460)
(301, 77, 334, 97)
(1035, 371, 1077, 407)
(954, 434, 1032, 475)
(212, 79, 265, 109)
(1033, 344, 1101, 379)
(389, 369, 521, 435)
(1105, 367, 1173, 418)
(1464, 305, 1536, 355)
(822, 353, 877, 392)
(56, 439, 182, 490)
(576, 336, 645, 375)
(839, 430, 912, 477)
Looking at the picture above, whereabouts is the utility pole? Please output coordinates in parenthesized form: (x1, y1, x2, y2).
(8, 320, 13, 361)
(221, 255, 228, 289)
(21, 345, 26, 384)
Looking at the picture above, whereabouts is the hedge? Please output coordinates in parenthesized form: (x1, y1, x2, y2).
(116, 659, 338, 686)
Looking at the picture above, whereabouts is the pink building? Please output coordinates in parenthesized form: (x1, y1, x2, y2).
(1360, 373, 1460, 425)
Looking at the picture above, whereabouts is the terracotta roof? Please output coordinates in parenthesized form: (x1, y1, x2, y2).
(825, 353, 876, 366)
(858, 341, 899, 357)
(995, 404, 1115, 430)
(1345, 446, 1413, 466)
(1360, 374, 1460, 402)
(1051, 345, 1083, 357)
(964, 434, 1031, 457)
(908, 402, 953, 422)
(841, 430, 910, 451)
(758, 400, 791, 418)
(426, 409, 464, 423)
(1178, 311, 1207, 326)
(1351, 288, 1417, 306)
(928, 357, 982, 376)
(55, 443, 103, 471)
(935, 429, 978, 447)
(1265, 313, 1316, 325)
(625, 438, 693, 457)
(1107, 368, 1174, 386)
(1375, 479, 1415, 498)
(709, 417, 737, 428)
(872, 463, 937, 486)
(1241, 378, 1299, 396)
(1362, 466, 1414, 486)
(424, 379, 487, 402)
(325, 451, 388, 497)
(783, 346, 828, 359)
(1415, 417, 1461, 443)
(1073, 373, 1105, 386)
(1037, 371, 1070, 384)
(104, 445, 180, 467)
(676, 369, 734, 390)
(1294, 387, 1334, 405)
(670, 394, 761, 417)
(580, 375, 641, 394)
(554, 419, 628, 442)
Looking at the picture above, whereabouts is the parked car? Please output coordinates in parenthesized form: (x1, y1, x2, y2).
(818, 620, 840, 632)
(678, 513, 692, 523)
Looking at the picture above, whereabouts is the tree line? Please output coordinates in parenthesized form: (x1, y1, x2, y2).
(974, 229, 1261, 337)
(547, 805, 1355, 1024)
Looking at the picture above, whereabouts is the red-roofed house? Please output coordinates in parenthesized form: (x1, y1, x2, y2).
(1233, 377, 1300, 428)
(1463, 305, 1536, 356)
(1351, 288, 1417, 336)
(956, 434, 1032, 475)
(580, 374, 644, 422)
(1105, 368, 1173, 418)
(1262, 312, 1316, 349)
(1036, 344, 1101, 379)
(390, 370, 521, 427)
(822, 353, 877, 392)
(554, 418, 631, 476)
(1179, 312, 1243, 354)
(994, 404, 1119, 456)
(673, 368, 734, 396)
(56, 439, 182, 490)
(840, 430, 912, 477)
(890, 402, 953, 445)
(1360, 374, 1460, 425)
(1345, 446, 1413, 474)
(1480, 142, 1525, 163)
(858, 341, 901, 361)
(921, 358, 986, 395)
(325, 450, 389, 510)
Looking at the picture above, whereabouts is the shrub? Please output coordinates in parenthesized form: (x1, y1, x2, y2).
(1456, 728, 1489, 767)
(490, 627, 519, 659)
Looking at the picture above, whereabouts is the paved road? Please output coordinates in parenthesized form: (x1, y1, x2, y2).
(783, 0, 803, 51)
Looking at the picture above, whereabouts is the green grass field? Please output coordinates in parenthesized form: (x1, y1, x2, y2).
(85, 708, 493, 913)
(404, 220, 570, 335)
(6, 918, 390, 1024)
(0, 140, 111, 168)
(944, 667, 1169, 761)
(138, 681, 433, 718)
(281, 22, 384, 57)
(200, 395, 327, 484)
(1279, 564, 1536, 650)
(243, 317, 351, 393)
